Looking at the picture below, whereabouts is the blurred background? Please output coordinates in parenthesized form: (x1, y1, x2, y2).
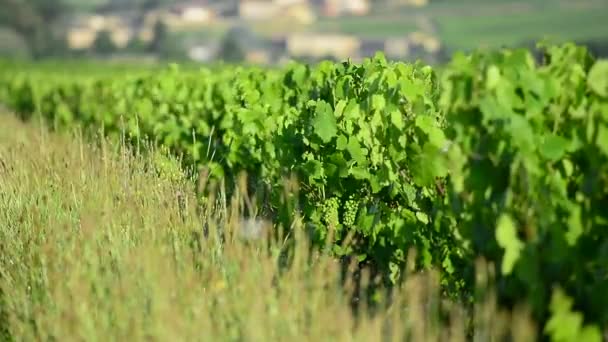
(1, 0, 607, 65)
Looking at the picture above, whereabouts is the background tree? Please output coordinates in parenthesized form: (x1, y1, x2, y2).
(148, 20, 168, 54)
(0, 0, 69, 58)
(147, 20, 187, 60)
(217, 28, 246, 63)
(92, 30, 117, 55)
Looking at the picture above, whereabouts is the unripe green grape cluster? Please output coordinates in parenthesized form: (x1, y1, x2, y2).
(321, 197, 340, 227)
(342, 196, 358, 227)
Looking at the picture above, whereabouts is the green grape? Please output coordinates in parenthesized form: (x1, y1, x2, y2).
(342, 196, 358, 227)
(321, 197, 340, 228)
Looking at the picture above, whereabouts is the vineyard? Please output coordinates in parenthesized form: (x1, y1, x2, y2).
(1, 42, 607, 340)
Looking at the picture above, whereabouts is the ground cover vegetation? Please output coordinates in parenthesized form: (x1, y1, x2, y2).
(0, 112, 540, 341)
(1, 41, 607, 340)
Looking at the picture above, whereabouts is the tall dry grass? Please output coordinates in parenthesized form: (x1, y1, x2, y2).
(0, 113, 538, 341)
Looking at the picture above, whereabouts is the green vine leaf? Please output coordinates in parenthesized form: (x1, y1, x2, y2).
(588, 60, 608, 97)
(313, 101, 337, 143)
(496, 214, 523, 275)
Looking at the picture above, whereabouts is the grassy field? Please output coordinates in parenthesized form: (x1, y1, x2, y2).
(0, 112, 542, 341)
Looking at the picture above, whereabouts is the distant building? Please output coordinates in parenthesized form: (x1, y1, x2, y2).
(67, 14, 137, 49)
(287, 33, 360, 60)
(245, 49, 273, 64)
(282, 2, 316, 24)
(408, 31, 441, 53)
(161, 1, 217, 29)
(170, 1, 216, 24)
(239, 0, 315, 23)
(321, 0, 370, 17)
(110, 26, 132, 48)
(384, 37, 410, 58)
(239, 0, 281, 20)
(358, 37, 412, 60)
(138, 26, 155, 43)
(188, 43, 219, 62)
(67, 27, 97, 50)
(389, 0, 428, 7)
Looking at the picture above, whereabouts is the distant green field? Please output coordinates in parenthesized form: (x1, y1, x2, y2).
(437, 4, 608, 50)
(309, 0, 608, 51)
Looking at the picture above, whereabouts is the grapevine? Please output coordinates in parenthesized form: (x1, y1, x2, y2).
(1, 42, 607, 331)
